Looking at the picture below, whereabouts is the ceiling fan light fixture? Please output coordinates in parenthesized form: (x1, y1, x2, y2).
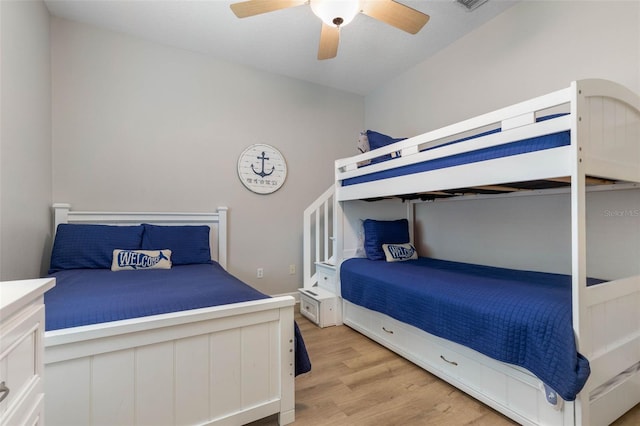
(310, 0, 361, 27)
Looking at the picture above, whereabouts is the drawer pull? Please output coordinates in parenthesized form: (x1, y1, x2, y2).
(382, 326, 394, 334)
(440, 355, 458, 366)
(0, 381, 9, 403)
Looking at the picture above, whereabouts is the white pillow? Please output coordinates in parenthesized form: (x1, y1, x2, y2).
(111, 249, 172, 271)
(354, 219, 366, 258)
(356, 131, 371, 167)
(382, 243, 418, 262)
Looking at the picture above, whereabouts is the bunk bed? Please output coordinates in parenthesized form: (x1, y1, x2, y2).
(43, 204, 308, 426)
(330, 79, 640, 425)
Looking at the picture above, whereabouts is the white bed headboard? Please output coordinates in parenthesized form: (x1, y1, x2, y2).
(52, 203, 228, 270)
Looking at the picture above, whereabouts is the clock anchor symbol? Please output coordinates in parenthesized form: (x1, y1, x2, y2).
(251, 151, 275, 178)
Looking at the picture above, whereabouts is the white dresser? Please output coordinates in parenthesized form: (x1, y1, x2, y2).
(0, 278, 55, 426)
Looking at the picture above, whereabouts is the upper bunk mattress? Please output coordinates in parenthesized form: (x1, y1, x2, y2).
(342, 129, 570, 187)
(340, 257, 602, 401)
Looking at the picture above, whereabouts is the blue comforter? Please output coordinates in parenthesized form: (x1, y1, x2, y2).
(46, 263, 311, 375)
(340, 257, 599, 400)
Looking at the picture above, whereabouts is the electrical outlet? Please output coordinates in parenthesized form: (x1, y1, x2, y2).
(257, 268, 264, 278)
(289, 264, 296, 275)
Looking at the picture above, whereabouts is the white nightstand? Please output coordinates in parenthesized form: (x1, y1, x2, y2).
(298, 287, 337, 328)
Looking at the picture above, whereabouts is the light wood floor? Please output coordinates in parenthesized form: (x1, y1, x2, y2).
(249, 312, 640, 425)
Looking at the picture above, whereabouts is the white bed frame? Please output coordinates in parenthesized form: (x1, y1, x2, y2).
(305, 79, 640, 425)
(44, 204, 297, 426)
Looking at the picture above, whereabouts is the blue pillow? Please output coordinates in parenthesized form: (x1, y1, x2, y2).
(141, 224, 211, 265)
(49, 224, 144, 272)
(362, 219, 410, 261)
(366, 130, 406, 164)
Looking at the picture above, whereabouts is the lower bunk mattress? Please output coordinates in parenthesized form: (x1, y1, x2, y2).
(46, 262, 311, 375)
(340, 257, 603, 400)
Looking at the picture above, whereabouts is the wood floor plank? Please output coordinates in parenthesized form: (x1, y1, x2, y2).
(247, 312, 640, 425)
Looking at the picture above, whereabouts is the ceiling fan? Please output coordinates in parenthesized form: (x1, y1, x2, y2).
(230, 0, 430, 60)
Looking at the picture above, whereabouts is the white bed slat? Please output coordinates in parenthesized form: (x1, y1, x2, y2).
(210, 329, 242, 417)
(92, 350, 136, 425)
(45, 358, 90, 425)
(135, 342, 175, 425)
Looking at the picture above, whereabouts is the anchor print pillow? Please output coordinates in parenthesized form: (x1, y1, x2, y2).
(382, 243, 418, 262)
(111, 249, 172, 271)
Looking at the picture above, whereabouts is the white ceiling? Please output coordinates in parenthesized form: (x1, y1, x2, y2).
(44, 0, 517, 96)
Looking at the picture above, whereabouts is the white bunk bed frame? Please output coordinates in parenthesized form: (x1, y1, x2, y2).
(317, 79, 640, 425)
(44, 204, 296, 426)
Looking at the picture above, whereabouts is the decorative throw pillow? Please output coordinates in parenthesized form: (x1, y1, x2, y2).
(382, 243, 418, 262)
(111, 249, 172, 271)
(363, 218, 410, 260)
(141, 224, 211, 265)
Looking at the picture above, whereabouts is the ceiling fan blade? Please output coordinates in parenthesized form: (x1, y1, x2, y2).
(230, 0, 306, 18)
(318, 23, 340, 60)
(361, 0, 430, 34)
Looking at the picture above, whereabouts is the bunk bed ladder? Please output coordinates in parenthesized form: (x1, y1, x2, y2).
(303, 185, 336, 289)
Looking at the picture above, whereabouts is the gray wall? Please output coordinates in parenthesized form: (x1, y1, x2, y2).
(51, 18, 363, 294)
(3, 0, 639, 286)
(363, 1, 640, 279)
(366, 1, 639, 135)
(0, 0, 52, 280)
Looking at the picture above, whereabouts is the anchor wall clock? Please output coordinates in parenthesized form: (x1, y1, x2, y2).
(237, 144, 288, 194)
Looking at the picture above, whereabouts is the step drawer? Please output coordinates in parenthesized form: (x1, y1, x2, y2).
(299, 293, 320, 325)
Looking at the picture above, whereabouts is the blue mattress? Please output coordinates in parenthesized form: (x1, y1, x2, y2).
(340, 257, 601, 400)
(46, 263, 311, 375)
(343, 129, 570, 187)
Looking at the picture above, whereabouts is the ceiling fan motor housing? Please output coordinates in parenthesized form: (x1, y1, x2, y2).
(310, 0, 361, 28)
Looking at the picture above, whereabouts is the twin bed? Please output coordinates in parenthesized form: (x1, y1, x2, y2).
(44, 204, 309, 426)
(305, 79, 639, 425)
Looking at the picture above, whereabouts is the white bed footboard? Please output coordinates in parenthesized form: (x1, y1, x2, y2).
(584, 275, 640, 426)
(45, 297, 296, 426)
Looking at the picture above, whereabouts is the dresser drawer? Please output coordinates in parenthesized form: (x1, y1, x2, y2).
(299, 293, 320, 324)
(0, 304, 44, 422)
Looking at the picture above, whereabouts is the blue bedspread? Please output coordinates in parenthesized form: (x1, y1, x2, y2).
(340, 257, 599, 400)
(46, 263, 311, 375)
